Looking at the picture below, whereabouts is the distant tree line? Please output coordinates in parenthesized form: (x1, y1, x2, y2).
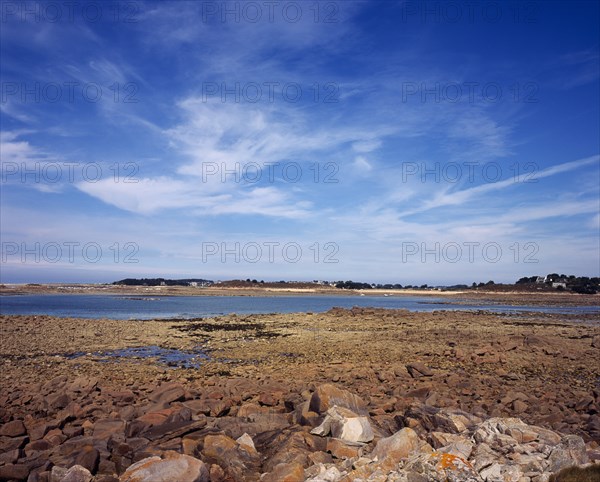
(113, 278, 213, 286)
(334, 281, 415, 289)
(335, 281, 376, 290)
(112, 275, 598, 294)
(471, 280, 496, 288)
(516, 274, 599, 294)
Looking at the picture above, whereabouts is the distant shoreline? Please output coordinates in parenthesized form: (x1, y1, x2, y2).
(1, 283, 598, 307)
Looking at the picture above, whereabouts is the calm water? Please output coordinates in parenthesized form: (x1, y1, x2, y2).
(0, 294, 598, 319)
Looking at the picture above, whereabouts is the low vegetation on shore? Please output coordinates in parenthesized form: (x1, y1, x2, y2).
(108, 273, 600, 294)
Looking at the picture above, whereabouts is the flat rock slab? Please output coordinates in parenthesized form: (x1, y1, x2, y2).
(119, 451, 209, 482)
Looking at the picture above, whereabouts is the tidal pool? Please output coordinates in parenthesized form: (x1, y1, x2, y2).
(67, 345, 208, 369)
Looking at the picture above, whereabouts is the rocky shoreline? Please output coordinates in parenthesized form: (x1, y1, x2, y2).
(1, 307, 599, 481)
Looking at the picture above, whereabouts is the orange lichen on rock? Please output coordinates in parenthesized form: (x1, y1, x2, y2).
(432, 452, 472, 470)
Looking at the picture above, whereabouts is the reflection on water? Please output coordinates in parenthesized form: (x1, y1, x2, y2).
(0, 294, 598, 320)
(67, 345, 208, 369)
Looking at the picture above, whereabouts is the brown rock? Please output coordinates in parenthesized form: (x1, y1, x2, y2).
(119, 451, 209, 482)
(149, 383, 185, 406)
(209, 464, 226, 482)
(44, 428, 67, 447)
(74, 445, 100, 473)
(371, 427, 420, 463)
(27, 421, 50, 441)
(326, 438, 360, 459)
(48, 393, 70, 410)
(308, 451, 333, 465)
(94, 476, 119, 482)
(105, 390, 136, 405)
(0, 464, 30, 481)
(24, 438, 50, 455)
(182, 437, 200, 456)
(261, 462, 304, 482)
(0, 448, 20, 464)
(237, 403, 267, 419)
(202, 434, 261, 481)
(294, 402, 320, 427)
(142, 419, 206, 442)
(228, 405, 290, 434)
(63, 426, 84, 439)
(0, 436, 29, 453)
(575, 395, 594, 411)
(0, 420, 27, 437)
(258, 391, 282, 407)
(68, 377, 99, 396)
(512, 400, 528, 414)
(406, 363, 433, 378)
(128, 412, 168, 437)
(182, 400, 212, 416)
(260, 431, 315, 473)
(93, 419, 126, 441)
(309, 384, 368, 416)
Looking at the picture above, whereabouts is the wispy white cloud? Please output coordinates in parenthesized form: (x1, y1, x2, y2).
(398, 155, 599, 216)
(76, 176, 312, 218)
(352, 156, 373, 172)
(551, 49, 600, 89)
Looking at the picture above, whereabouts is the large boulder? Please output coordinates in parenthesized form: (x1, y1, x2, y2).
(403, 403, 481, 435)
(0, 420, 27, 437)
(0, 464, 29, 481)
(202, 433, 261, 481)
(119, 451, 209, 482)
(546, 435, 589, 472)
(371, 427, 421, 463)
(309, 384, 368, 416)
(474, 418, 562, 447)
(260, 462, 305, 482)
(311, 406, 373, 443)
(148, 383, 186, 407)
(53, 465, 93, 482)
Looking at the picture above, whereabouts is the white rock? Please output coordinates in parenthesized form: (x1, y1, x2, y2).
(236, 432, 257, 454)
(311, 406, 374, 443)
(372, 428, 420, 462)
(58, 466, 93, 482)
(479, 463, 522, 482)
(119, 451, 209, 482)
(305, 466, 344, 482)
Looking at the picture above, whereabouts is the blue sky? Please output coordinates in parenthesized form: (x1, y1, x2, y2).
(1, 0, 599, 284)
